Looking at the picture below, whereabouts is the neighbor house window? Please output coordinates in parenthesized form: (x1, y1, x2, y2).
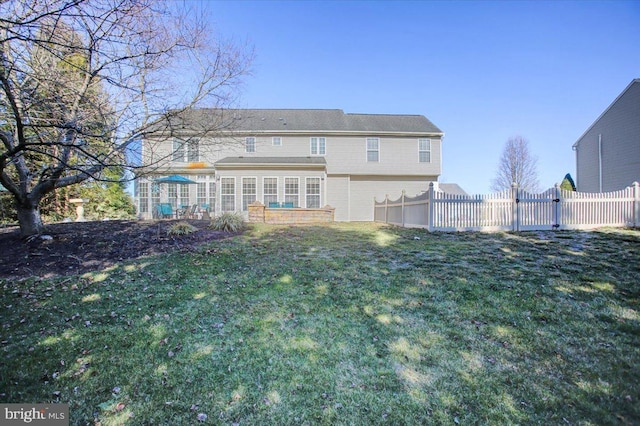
(310, 137, 326, 155)
(220, 177, 235, 212)
(306, 177, 321, 208)
(366, 137, 379, 162)
(272, 137, 282, 146)
(172, 138, 199, 162)
(242, 177, 257, 211)
(263, 177, 278, 206)
(419, 138, 431, 163)
(245, 137, 256, 153)
(285, 177, 299, 207)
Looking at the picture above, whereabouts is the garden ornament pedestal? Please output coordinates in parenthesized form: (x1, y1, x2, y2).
(69, 198, 89, 221)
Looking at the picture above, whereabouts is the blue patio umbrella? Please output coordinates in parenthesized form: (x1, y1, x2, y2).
(153, 175, 197, 184)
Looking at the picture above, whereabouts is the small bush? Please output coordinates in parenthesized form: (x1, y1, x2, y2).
(167, 221, 197, 236)
(209, 212, 245, 232)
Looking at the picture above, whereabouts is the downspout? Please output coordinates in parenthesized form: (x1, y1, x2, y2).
(598, 134, 602, 192)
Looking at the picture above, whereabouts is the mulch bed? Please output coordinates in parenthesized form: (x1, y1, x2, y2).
(0, 219, 235, 279)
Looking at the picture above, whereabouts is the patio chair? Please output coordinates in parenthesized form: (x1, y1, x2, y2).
(268, 202, 280, 208)
(283, 202, 295, 208)
(158, 203, 174, 219)
(186, 204, 199, 219)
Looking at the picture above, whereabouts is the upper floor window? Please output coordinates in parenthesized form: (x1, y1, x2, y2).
(272, 137, 282, 146)
(172, 138, 199, 162)
(310, 137, 326, 155)
(366, 138, 379, 162)
(245, 137, 256, 153)
(419, 138, 431, 163)
(187, 139, 199, 162)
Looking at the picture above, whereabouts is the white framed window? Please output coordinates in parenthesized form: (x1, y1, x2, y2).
(196, 175, 215, 211)
(168, 183, 178, 208)
(197, 179, 207, 208)
(306, 177, 321, 208)
(284, 177, 299, 207)
(172, 138, 184, 161)
(172, 138, 199, 162)
(245, 137, 256, 153)
(272, 137, 282, 146)
(151, 182, 160, 212)
(310, 137, 326, 155)
(187, 139, 199, 162)
(179, 184, 190, 208)
(220, 177, 236, 212)
(138, 182, 149, 213)
(366, 137, 379, 162)
(263, 177, 278, 206)
(419, 138, 431, 163)
(209, 178, 216, 211)
(242, 177, 257, 211)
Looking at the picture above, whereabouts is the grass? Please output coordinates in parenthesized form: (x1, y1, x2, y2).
(1, 223, 639, 425)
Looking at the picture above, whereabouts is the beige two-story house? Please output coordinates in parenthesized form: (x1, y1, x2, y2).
(136, 109, 444, 221)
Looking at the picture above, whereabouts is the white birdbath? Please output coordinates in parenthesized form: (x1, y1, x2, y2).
(69, 198, 89, 221)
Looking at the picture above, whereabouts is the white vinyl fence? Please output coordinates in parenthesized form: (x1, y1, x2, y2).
(374, 182, 640, 232)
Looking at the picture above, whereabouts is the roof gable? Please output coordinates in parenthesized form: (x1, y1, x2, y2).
(573, 79, 640, 148)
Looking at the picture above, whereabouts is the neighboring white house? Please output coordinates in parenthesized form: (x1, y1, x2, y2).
(573, 79, 640, 192)
(136, 109, 444, 221)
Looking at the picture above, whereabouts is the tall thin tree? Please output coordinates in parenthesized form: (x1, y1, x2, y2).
(491, 136, 540, 193)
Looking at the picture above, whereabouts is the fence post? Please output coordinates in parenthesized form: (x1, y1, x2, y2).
(554, 182, 562, 230)
(401, 190, 406, 227)
(511, 183, 519, 232)
(385, 194, 389, 224)
(634, 181, 639, 228)
(428, 182, 435, 232)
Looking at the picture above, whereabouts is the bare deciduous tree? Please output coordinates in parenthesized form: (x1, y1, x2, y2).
(0, 0, 252, 237)
(491, 136, 540, 193)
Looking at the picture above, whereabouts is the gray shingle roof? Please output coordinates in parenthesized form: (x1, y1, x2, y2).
(154, 109, 442, 135)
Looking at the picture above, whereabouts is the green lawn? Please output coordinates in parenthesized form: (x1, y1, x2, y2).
(1, 223, 639, 425)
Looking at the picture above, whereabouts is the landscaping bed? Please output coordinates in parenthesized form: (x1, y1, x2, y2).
(0, 220, 233, 279)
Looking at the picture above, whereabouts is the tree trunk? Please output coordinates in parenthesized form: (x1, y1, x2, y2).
(16, 200, 44, 238)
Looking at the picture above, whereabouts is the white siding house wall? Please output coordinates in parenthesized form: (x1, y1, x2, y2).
(348, 176, 436, 222)
(326, 176, 350, 221)
(574, 79, 640, 192)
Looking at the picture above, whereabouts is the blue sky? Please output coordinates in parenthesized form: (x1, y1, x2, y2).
(204, 0, 639, 194)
